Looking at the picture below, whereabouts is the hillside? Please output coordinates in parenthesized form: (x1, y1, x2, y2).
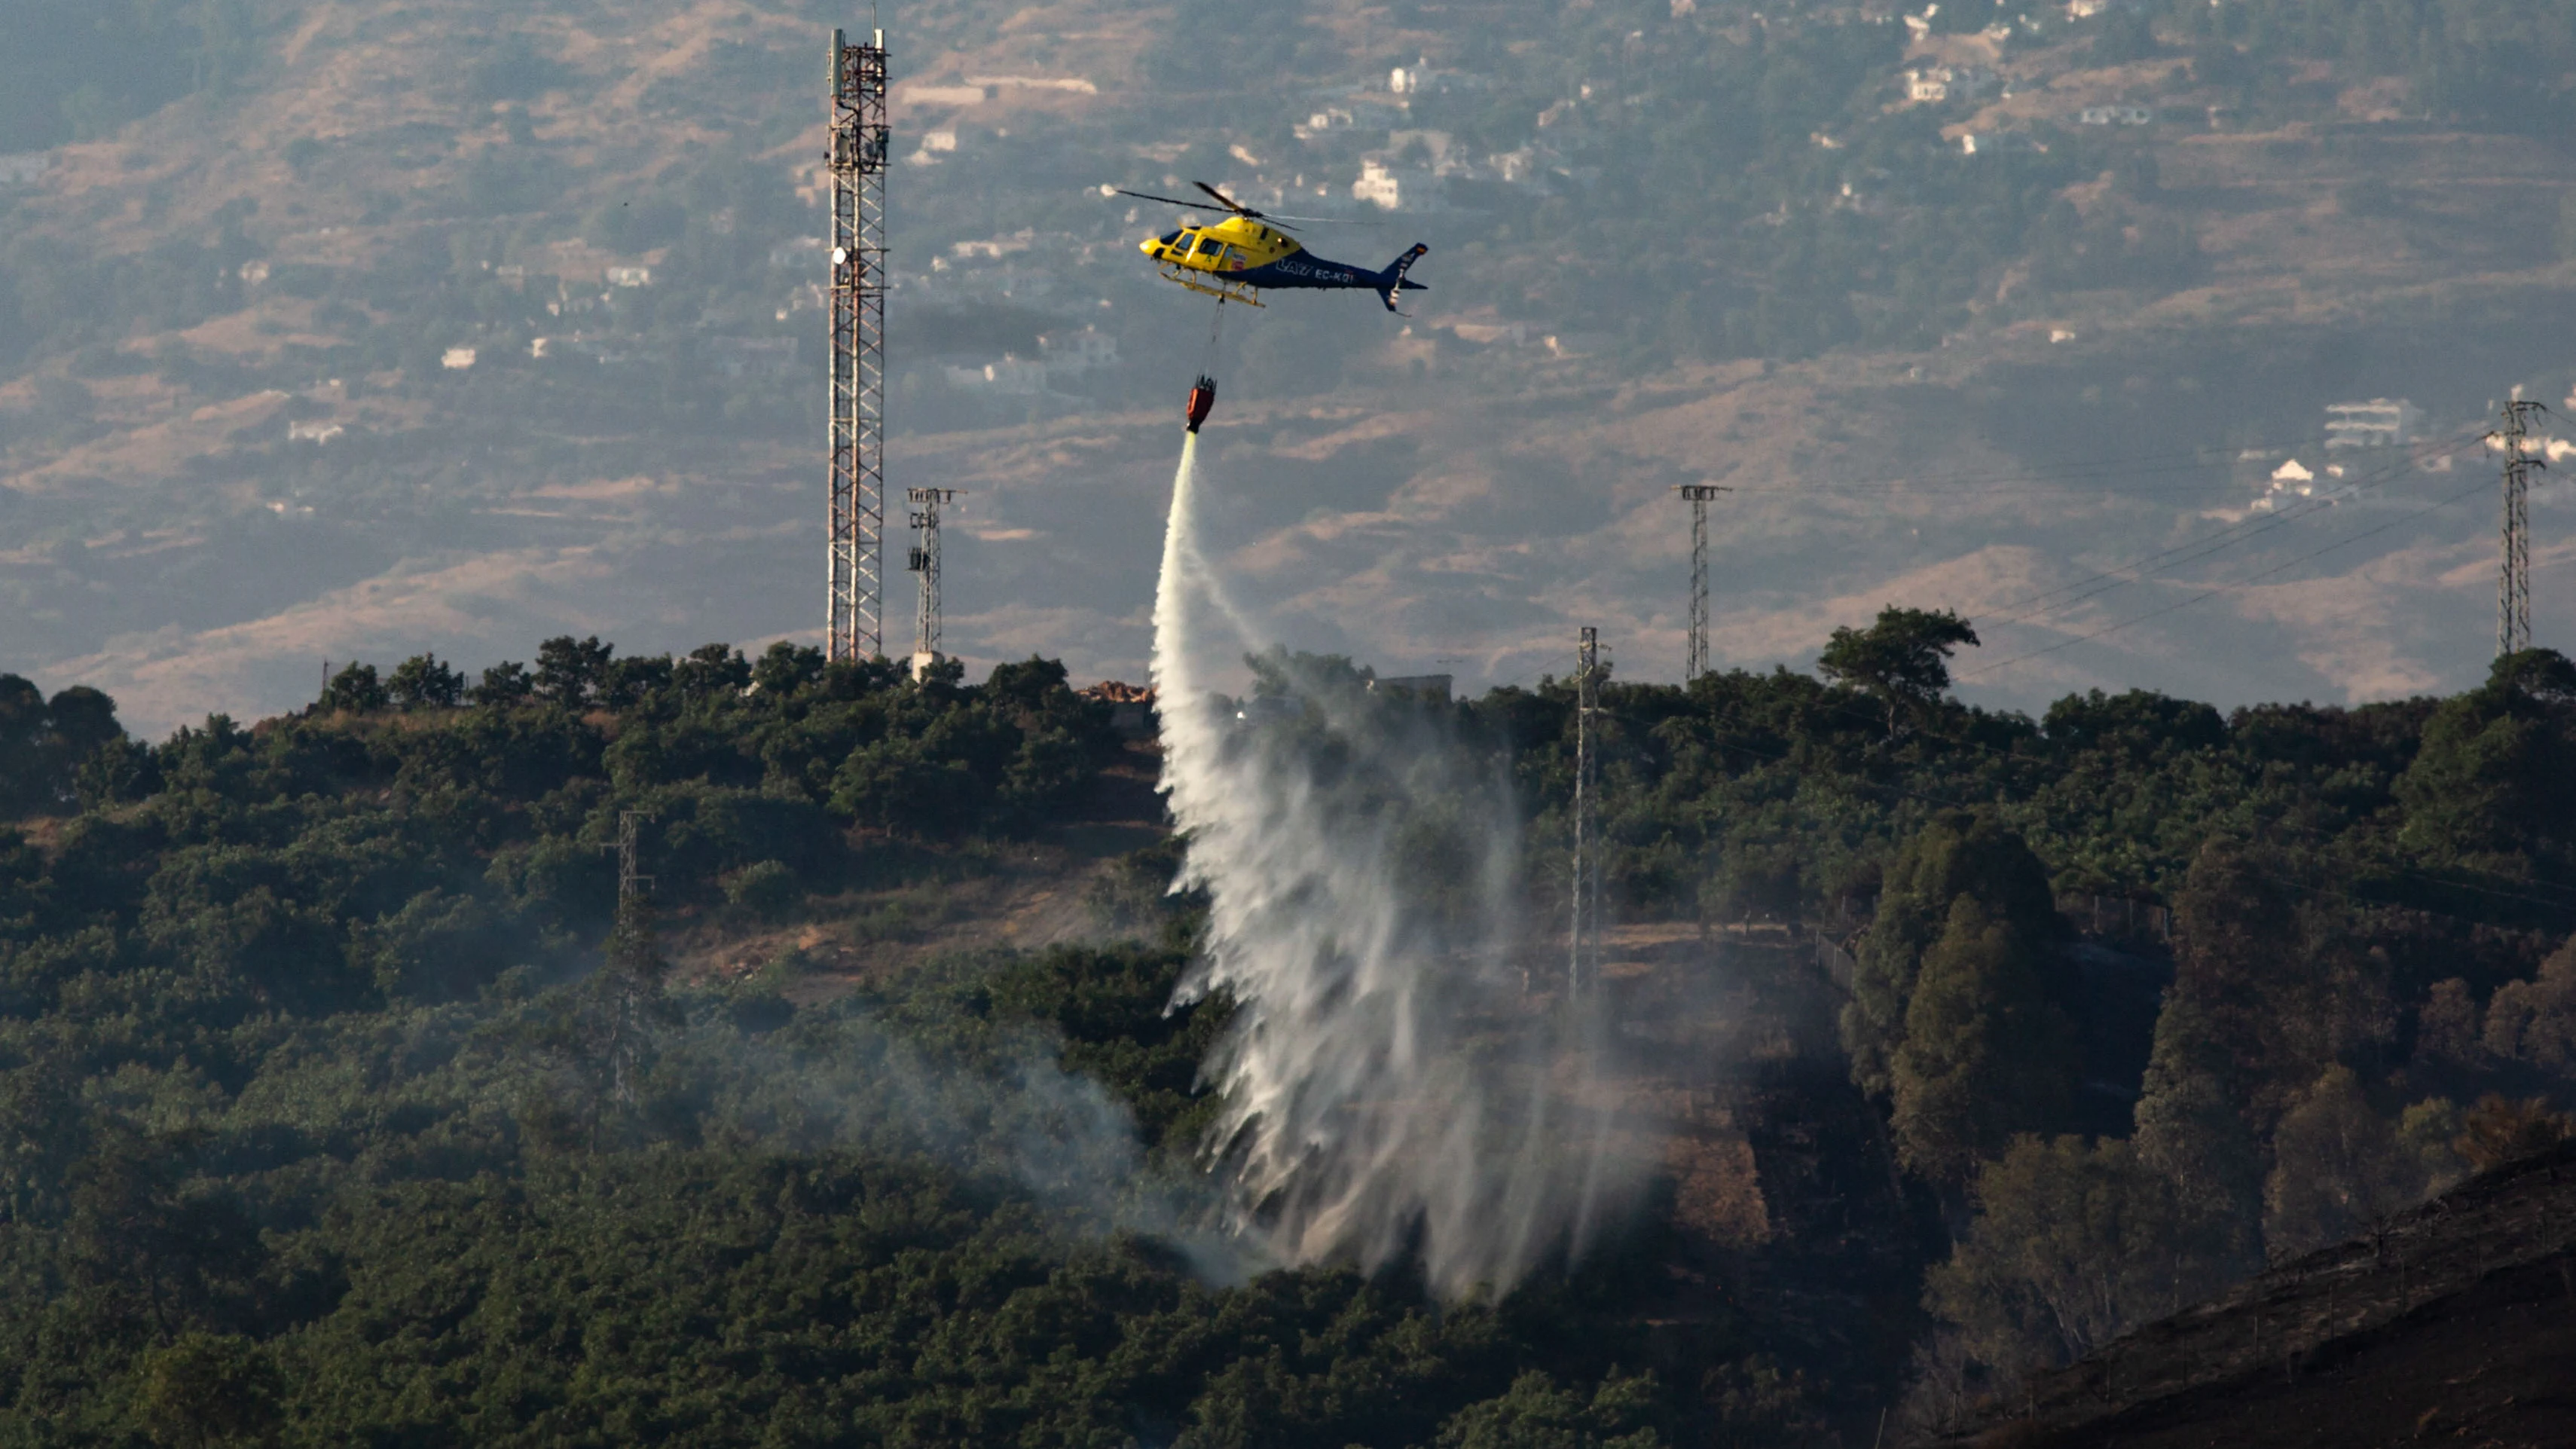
(0, 616, 2572, 1441)
(1929, 1141, 2576, 1447)
(3, 0, 2575, 734)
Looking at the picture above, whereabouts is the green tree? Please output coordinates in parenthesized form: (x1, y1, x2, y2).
(1888, 897, 2080, 1185)
(2166, 839, 2391, 1135)
(1817, 606, 1980, 738)
(2130, 993, 2265, 1278)
(384, 653, 465, 711)
(1434, 1370, 1667, 1449)
(1844, 812, 2060, 1100)
(674, 642, 752, 699)
(470, 659, 535, 706)
(533, 634, 615, 706)
(1926, 1135, 2202, 1377)
(317, 662, 385, 714)
(2263, 1065, 2422, 1258)
(2480, 934, 2576, 1074)
(2394, 649, 2576, 881)
(136, 1333, 281, 1448)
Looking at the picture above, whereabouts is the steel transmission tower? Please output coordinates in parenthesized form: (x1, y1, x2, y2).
(613, 810, 653, 903)
(906, 488, 962, 659)
(1569, 627, 1606, 997)
(2495, 399, 2548, 658)
(1673, 485, 1731, 680)
(826, 29, 891, 660)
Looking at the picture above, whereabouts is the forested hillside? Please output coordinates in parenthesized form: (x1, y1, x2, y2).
(5, 0, 2574, 724)
(3, 618, 2573, 1443)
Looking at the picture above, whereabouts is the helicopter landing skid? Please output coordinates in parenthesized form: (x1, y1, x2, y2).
(1157, 263, 1264, 307)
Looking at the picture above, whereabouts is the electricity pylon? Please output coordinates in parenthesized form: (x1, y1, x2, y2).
(1673, 485, 1731, 680)
(2494, 399, 2548, 658)
(1569, 627, 1605, 997)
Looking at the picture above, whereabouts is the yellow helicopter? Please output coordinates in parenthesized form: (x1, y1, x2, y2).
(1120, 182, 1428, 312)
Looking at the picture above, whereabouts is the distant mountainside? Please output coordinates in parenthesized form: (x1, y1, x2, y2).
(2, 0, 2574, 733)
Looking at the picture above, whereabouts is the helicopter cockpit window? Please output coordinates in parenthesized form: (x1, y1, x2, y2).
(1157, 230, 1184, 248)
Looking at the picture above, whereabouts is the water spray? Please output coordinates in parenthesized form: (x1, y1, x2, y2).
(1148, 436, 1653, 1300)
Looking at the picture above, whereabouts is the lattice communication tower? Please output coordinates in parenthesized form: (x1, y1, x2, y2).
(827, 29, 891, 659)
(1673, 485, 1730, 681)
(1568, 627, 1606, 997)
(2495, 399, 2547, 658)
(906, 488, 962, 659)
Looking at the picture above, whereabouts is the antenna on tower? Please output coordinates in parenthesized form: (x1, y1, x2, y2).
(826, 27, 892, 660)
(2492, 399, 2548, 658)
(1673, 485, 1731, 682)
(906, 487, 964, 673)
(1569, 626, 1606, 998)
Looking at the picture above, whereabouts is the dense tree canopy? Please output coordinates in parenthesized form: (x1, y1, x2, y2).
(1, 634, 2572, 1441)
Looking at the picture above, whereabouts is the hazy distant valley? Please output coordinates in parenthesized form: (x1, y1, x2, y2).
(3, 0, 2575, 731)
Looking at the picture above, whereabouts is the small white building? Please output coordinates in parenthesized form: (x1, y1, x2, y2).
(1905, 66, 1997, 102)
(2254, 455, 2349, 509)
(1354, 157, 1440, 210)
(2078, 105, 2155, 126)
(287, 420, 345, 444)
(1959, 131, 2045, 154)
(2323, 397, 2421, 449)
(604, 266, 652, 288)
(441, 347, 478, 370)
(1389, 60, 1487, 96)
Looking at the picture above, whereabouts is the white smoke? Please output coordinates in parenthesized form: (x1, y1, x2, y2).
(1150, 435, 1655, 1300)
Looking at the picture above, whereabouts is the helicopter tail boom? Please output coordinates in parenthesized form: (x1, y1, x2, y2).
(1371, 244, 1430, 312)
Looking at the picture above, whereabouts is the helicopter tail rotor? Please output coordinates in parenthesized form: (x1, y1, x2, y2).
(1371, 243, 1430, 313)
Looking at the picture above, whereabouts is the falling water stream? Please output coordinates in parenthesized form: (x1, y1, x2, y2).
(1149, 434, 1654, 1299)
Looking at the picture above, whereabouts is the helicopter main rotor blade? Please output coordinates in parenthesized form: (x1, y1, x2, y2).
(1259, 212, 1384, 227)
(1193, 180, 1253, 213)
(1114, 188, 1230, 211)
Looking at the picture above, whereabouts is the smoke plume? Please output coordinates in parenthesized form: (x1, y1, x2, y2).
(1150, 436, 1654, 1300)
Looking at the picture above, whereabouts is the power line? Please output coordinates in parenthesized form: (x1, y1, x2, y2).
(1960, 469, 2503, 680)
(1709, 424, 2472, 498)
(1979, 430, 2492, 630)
